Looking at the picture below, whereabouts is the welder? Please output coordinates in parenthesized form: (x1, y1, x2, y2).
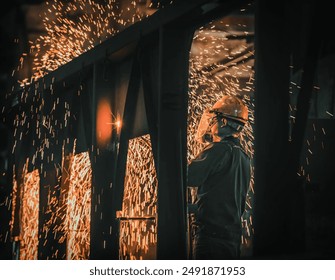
(187, 95, 251, 260)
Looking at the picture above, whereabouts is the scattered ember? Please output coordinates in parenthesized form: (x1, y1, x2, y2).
(65, 151, 92, 260)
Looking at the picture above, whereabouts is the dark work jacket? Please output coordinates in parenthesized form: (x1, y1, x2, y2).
(187, 137, 251, 235)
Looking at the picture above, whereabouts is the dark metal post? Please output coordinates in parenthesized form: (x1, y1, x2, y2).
(156, 26, 194, 260)
(253, 0, 291, 257)
(89, 61, 118, 259)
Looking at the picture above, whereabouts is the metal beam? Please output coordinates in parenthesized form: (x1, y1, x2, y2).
(253, 0, 291, 258)
(156, 26, 194, 260)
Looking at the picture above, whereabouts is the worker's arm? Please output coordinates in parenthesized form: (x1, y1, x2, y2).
(187, 152, 211, 186)
(187, 143, 229, 187)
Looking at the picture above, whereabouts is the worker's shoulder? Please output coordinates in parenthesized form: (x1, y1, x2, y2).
(208, 140, 249, 158)
(204, 141, 233, 154)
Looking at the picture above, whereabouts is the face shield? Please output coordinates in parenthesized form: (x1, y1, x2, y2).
(196, 110, 245, 144)
(195, 109, 217, 144)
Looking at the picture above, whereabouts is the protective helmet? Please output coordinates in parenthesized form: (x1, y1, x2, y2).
(196, 95, 248, 143)
(210, 95, 248, 124)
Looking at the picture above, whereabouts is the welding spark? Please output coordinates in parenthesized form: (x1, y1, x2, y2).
(119, 134, 157, 260)
(11, 166, 40, 260)
(65, 151, 92, 260)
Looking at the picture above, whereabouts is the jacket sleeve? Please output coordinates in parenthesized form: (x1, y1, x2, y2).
(187, 144, 229, 187)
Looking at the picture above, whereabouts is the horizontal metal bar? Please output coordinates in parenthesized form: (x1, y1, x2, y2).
(117, 216, 156, 220)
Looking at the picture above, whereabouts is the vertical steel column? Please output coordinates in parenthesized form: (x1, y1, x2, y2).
(89, 61, 118, 259)
(112, 52, 141, 211)
(37, 83, 65, 259)
(285, 1, 322, 255)
(0, 126, 13, 259)
(253, 0, 291, 257)
(253, 0, 325, 258)
(156, 26, 194, 259)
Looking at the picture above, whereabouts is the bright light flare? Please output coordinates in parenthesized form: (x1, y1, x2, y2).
(96, 98, 113, 147)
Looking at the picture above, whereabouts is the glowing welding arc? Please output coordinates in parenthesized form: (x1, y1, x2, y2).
(106, 118, 122, 134)
(115, 119, 122, 131)
(96, 98, 113, 147)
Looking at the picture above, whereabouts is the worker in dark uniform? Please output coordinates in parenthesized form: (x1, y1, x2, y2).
(187, 95, 251, 260)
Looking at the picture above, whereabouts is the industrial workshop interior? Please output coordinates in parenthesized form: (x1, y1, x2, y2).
(0, 0, 334, 260)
